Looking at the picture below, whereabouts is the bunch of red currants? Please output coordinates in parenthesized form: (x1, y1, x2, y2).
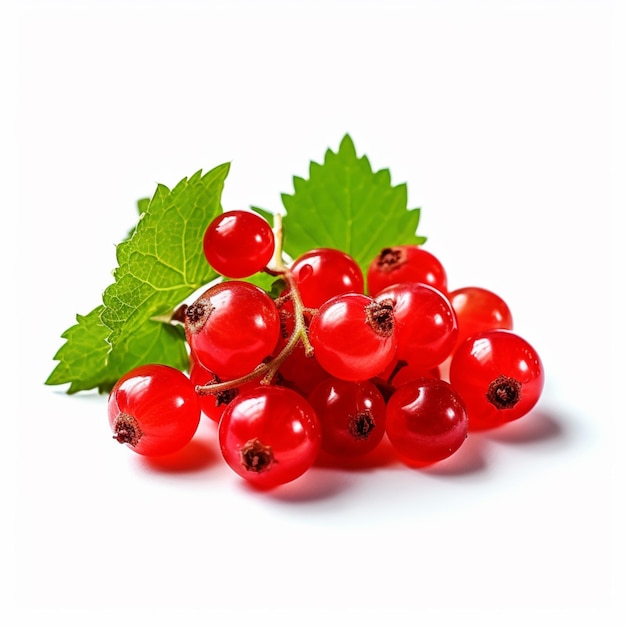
(108, 210, 544, 489)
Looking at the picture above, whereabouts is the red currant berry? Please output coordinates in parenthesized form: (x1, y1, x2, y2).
(376, 282, 458, 369)
(272, 299, 327, 395)
(308, 377, 387, 457)
(108, 364, 201, 456)
(448, 286, 513, 351)
(203, 210, 275, 278)
(386, 378, 468, 465)
(275, 342, 329, 397)
(377, 358, 441, 391)
(189, 355, 258, 422)
(290, 248, 364, 308)
(449, 329, 544, 430)
(367, 245, 447, 296)
(218, 386, 321, 488)
(309, 293, 397, 381)
(185, 281, 280, 379)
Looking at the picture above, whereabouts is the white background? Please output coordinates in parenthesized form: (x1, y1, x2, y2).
(5, 0, 625, 624)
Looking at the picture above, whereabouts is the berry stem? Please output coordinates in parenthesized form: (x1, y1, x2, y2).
(195, 213, 315, 397)
(267, 212, 286, 274)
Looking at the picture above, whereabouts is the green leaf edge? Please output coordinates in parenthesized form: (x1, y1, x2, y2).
(46, 164, 230, 394)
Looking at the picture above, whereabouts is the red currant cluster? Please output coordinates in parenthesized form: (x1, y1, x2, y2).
(108, 210, 544, 489)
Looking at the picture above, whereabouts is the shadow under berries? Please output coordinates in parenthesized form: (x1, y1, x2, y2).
(313, 436, 399, 471)
(238, 465, 355, 503)
(481, 408, 567, 446)
(138, 422, 220, 474)
(416, 434, 489, 477)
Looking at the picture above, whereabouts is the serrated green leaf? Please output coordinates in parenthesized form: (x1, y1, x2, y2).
(136, 197, 150, 214)
(45, 306, 118, 394)
(48, 164, 229, 394)
(101, 164, 229, 358)
(48, 136, 429, 396)
(106, 320, 189, 382)
(46, 307, 191, 395)
(125, 197, 151, 239)
(281, 134, 426, 273)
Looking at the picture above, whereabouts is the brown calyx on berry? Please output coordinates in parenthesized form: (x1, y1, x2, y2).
(171, 303, 188, 324)
(185, 296, 215, 334)
(348, 411, 376, 440)
(375, 247, 407, 274)
(240, 438, 274, 473)
(196, 374, 240, 406)
(365, 299, 395, 337)
(185, 297, 214, 334)
(112, 413, 143, 447)
(486, 375, 522, 409)
(215, 387, 239, 407)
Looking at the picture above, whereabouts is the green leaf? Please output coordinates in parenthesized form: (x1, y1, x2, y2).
(46, 307, 190, 394)
(45, 306, 118, 394)
(47, 136, 428, 395)
(101, 164, 229, 358)
(281, 134, 426, 273)
(125, 197, 151, 239)
(48, 164, 229, 393)
(136, 197, 150, 214)
(106, 320, 189, 382)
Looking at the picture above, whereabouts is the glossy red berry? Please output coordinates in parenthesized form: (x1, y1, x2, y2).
(275, 341, 329, 397)
(108, 364, 201, 456)
(290, 248, 364, 308)
(189, 355, 258, 422)
(309, 293, 397, 381)
(449, 329, 544, 430)
(218, 385, 321, 488)
(367, 245, 447, 296)
(376, 282, 458, 369)
(203, 210, 275, 278)
(272, 298, 328, 396)
(308, 377, 387, 456)
(376, 358, 441, 391)
(185, 280, 280, 379)
(386, 378, 468, 465)
(448, 286, 513, 350)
